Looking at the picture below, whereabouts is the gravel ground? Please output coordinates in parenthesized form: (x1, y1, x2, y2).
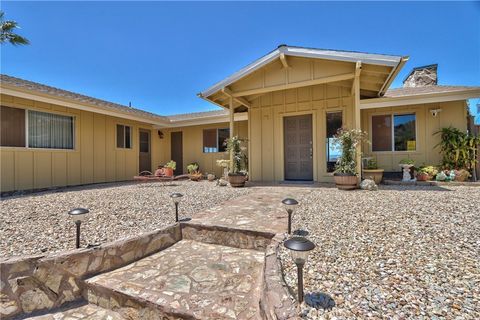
(0, 180, 251, 257)
(279, 185, 480, 319)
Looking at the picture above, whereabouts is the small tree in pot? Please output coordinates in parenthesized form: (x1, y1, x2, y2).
(332, 128, 367, 190)
(225, 136, 248, 187)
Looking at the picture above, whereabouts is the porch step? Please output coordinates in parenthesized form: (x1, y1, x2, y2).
(25, 302, 126, 319)
(84, 240, 265, 319)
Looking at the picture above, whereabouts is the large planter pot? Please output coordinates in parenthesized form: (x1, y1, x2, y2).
(163, 167, 174, 177)
(333, 173, 358, 190)
(362, 169, 384, 184)
(228, 173, 247, 188)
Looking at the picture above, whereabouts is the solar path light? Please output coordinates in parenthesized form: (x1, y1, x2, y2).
(68, 208, 89, 249)
(284, 236, 316, 303)
(170, 193, 183, 222)
(282, 198, 298, 234)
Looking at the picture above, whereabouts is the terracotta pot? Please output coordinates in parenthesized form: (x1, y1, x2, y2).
(163, 167, 174, 177)
(189, 173, 203, 181)
(362, 169, 384, 184)
(333, 173, 358, 190)
(228, 173, 247, 187)
(416, 172, 430, 181)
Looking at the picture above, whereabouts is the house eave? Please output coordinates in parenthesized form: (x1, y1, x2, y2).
(360, 89, 480, 109)
(1, 85, 170, 126)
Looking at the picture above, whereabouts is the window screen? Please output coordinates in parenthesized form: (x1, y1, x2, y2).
(1, 106, 25, 147)
(372, 115, 392, 152)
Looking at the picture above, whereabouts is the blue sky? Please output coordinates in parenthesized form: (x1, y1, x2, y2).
(2, 1, 479, 119)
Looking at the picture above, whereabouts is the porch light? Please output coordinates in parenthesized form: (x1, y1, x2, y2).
(284, 236, 316, 303)
(282, 198, 298, 234)
(170, 193, 183, 222)
(68, 208, 89, 249)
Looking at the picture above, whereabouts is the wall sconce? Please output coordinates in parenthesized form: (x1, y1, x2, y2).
(430, 109, 442, 117)
(158, 130, 164, 139)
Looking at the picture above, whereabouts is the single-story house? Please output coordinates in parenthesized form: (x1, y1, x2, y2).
(1, 45, 479, 192)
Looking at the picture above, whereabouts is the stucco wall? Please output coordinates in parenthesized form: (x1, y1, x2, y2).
(0, 94, 160, 192)
(361, 100, 467, 171)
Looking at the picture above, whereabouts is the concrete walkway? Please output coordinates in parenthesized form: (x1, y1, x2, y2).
(24, 186, 310, 319)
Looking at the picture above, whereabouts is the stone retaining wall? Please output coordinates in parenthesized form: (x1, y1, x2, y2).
(259, 233, 297, 319)
(181, 223, 274, 251)
(0, 224, 181, 319)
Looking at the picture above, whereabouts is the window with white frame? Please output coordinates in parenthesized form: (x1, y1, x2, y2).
(203, 128, 229, 153)
(372, 113, 416, 152)
(116, 124, 132, 149)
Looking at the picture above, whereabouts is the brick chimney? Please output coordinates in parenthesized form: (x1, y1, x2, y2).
(403, 64, 438, 87)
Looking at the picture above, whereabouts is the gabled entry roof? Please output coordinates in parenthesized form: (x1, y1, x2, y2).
(199, 45, 408, 104)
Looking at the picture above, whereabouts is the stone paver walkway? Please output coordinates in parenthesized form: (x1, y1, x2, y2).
(22, 186, 311, 319)
(189, 187, 310, 235)
(26, 303, 125, 319)
(86, 240, 265, 319)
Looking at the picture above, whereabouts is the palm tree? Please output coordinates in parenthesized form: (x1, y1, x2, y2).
(0, 11, 29, 45)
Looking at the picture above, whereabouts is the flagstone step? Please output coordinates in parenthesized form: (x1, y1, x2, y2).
(84, 240, 265, 319)
(25, 302, 126, 319)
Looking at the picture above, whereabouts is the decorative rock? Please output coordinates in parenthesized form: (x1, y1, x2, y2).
(360, 179, 378, 191)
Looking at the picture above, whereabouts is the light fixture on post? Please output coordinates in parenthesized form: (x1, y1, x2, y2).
(68, 208, 89, 249)
(284, 236, 316, 303)
(282, 198, 298, 234)
(170, 193, 183, 222)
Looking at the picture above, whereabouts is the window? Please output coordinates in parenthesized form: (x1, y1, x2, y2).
(372, 114, 416, 152)
(1, 106, 26, 147)
(117, 124, 132, 149)
(326, 111, 342, 172)
(203, 128, 229, 153)
(28, 111, 74, 149)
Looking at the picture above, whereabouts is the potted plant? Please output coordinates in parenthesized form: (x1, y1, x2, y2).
(416, 165, 438, 181)
(399, 158, 415, 181)
(216, 159, 231, 180)
(332, 128, 367, 190)
(362, 158, 384, 184)
(187, 163, 202, 181)
(454, 169, 471, 182)
(225, 136, 248, 187)
(164, 160, 176, 177)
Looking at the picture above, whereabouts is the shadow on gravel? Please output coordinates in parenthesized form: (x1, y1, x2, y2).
(380, 185, 452, 192)
(305, 292, 336, 310)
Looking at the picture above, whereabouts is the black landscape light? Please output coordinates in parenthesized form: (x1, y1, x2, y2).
(282, 198, 298, 234)
(68, 208, 89, 249)
(170, 193, 183, 222)
(284, 236, 316, 303)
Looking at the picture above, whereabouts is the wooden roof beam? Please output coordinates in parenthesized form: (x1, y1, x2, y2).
(222, 87, 251, 108)
(279, 53, 289, 68)
(351, 61, 362, 96)
(231, 72, 355, 98)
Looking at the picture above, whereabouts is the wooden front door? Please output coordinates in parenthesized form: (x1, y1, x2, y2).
(284, 115, 313, 181)
(139, 129, 151, 173)
(171, 131, 183, 175)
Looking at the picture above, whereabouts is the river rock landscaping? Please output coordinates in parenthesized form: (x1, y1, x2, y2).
(279, 185, 480, 319)
(0, 180, 251, 257)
